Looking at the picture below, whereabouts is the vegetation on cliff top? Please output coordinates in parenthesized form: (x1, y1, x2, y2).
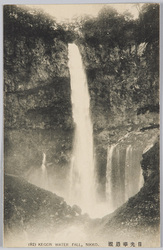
(4, 4, 159, 128)
(76, 4, 159, 129)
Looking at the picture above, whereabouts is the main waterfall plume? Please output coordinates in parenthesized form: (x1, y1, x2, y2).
(68, 43, 96, 215)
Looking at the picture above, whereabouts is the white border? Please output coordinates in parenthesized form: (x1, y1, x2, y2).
(0, 1, 162, 249)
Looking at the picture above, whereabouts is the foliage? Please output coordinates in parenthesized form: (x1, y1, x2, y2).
(81, 7, 136, 49)
(135, 3, 159, 44)
(77, 4, 159, 121)
(4, 5, 68, 44)
(4, 3, 160, 131)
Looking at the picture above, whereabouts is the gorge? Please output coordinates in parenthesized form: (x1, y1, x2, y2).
(4, 3, 160, 247)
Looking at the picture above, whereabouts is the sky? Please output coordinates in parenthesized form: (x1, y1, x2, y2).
(24, 3, 143, 22)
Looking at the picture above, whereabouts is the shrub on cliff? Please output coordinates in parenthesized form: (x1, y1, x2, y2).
(77, 4, 159, 123)
(4, 5, 69, 44)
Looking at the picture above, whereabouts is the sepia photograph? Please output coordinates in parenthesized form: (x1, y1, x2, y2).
(3, 3, 160, 247)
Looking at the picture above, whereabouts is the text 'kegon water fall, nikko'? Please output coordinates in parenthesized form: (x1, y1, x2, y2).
(68, 43, 96, 216)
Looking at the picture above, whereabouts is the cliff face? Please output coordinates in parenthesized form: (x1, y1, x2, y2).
(4, 6, 74, 177)
(4, 4, 160, 247)
(4, 12, 71, 130)
(4, 5, 159, 194)
(77, 5, 159, 137)
(75, 6, 159, 193)
(78, 39, 159, 133)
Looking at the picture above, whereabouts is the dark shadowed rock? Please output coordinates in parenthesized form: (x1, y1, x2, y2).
(72, 204, 82, 215)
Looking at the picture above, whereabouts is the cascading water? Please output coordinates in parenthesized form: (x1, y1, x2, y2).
(125, 145, 133, 200)
(26, 46, 147, 219)
(41, 152, 49, 190)
(27, 152, 49, 190)
(125, 145, 144, 199)
(106, 143, 144, 211)
(41, 152, 46, 172)
(68, 43, 96, 215)
(106, 144, 117, 213)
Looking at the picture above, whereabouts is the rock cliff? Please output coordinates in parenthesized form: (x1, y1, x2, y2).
(4, 5, 159, 182)
(3, 4, 160, 247)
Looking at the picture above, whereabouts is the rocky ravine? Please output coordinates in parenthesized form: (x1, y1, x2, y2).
(4, 5, 160, 247)
(4, 141, 160, 247)
(4, 5, 159, 182)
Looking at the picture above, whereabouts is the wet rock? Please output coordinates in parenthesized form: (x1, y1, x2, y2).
(72, 205, 82, 215)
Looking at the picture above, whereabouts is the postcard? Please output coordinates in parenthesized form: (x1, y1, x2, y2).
(3, 3, 160, 247)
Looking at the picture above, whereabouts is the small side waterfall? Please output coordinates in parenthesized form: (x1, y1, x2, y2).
(125, 145, 144, 200)
(41, 152, 46, 172)
(27, 152, 49, 191)
(106, 144, 117, 212)
(106, 143, 144, 212)
(41, 152, 49, 190)
(68, 43, 96, 215)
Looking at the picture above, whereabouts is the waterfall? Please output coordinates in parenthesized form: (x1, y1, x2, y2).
(27, 152, 49, 191)
(40, 152, 49, 190)
(68, 43, 96, 215)
(41, 152, 46, 172)
(125, 145, 144, 199)
(125, 145, 133, 200)
(106, 144, 117, 213)
(106, 144, 144, 211)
